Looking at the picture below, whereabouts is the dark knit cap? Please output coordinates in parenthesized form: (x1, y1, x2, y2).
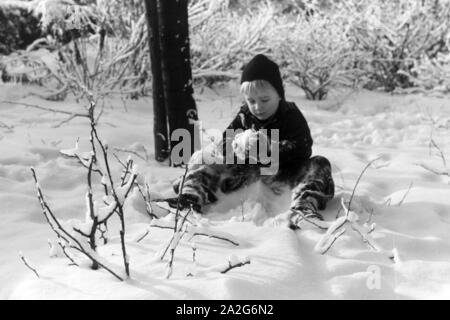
(240, 54, 285, 100)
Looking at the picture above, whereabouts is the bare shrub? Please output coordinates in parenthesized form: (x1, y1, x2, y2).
(189, 0, 276, 85)
(347, 0, 450, 92)
(273, 6, 364, 100)
(409, 51, 450, 94)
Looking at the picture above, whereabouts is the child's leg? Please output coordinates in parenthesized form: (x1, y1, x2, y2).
(219, 164, 260, 194)
(290, 155, 335, 217)
(173, 163, 260, 210)
(260, 173, 291, 195)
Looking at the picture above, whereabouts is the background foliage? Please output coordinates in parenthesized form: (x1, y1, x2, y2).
(1, 0, 449, 100)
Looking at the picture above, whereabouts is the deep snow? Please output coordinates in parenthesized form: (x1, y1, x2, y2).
(0, 82, 449, 299)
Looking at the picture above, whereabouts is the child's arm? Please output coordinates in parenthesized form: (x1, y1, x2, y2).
(276, 107, 313, 164)
(221, 111, 246, 160)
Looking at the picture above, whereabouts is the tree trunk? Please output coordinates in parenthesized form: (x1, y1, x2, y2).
(144, 0, 169, 162)
(146, 0, 199, 166)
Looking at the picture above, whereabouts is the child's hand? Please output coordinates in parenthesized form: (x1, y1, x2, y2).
(232, 129, 254, 160)
(232, 129, 270, 163)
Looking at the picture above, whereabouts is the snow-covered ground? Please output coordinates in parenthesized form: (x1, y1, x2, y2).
(1, 83, 449, 300)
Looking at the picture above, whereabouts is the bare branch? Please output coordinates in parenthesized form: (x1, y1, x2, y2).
(318, 228, 346, 255)
(150, 222, 240, 247)
(347, 157, 380, 214)
(397, 182, 413, 206)
(1, 100, 89, 121)
(30, 167, 124, 281)
(350, 224, 378, 251)
(290, 209, 330, 230)
(136, 229, 150, 243)
(113, 147, 148, 162)
(221, 258, 251, 274)
(190, 232, 240, 246)
(134, 182, 157, 219)
(19, 252, 40, 279)
(430, 138, 447, 168)
(57, 239, 78, 266)
(416, 163, 449, 176)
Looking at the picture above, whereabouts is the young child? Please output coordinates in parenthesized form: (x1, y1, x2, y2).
(171, 54, 334, 228)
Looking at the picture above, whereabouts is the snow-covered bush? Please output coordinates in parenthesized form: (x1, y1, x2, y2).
(0, 0, 148, 101)
(97, 0, 145, 39)
(32, 102, 139, 280)
(347, 0, 450, 92)
(189, 0, 276, 85)
(5, 0, 450, 99)
(30, 0, 107, 40)
(52, 14, 150, 102)
(409, 52, 450, 94)
(272, 5, 364, 100)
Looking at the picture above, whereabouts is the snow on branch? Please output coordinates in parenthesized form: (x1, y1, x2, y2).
(148, 165, 243, 279)
(312, 158, 395, 261)
(30, 100, 140, 281)
(31, 167, 124, 281)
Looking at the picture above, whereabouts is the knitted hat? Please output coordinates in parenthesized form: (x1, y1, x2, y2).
(240, 54, 285, 100)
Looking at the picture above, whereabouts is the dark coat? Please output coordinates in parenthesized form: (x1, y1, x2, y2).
(222, 100, 313, 175)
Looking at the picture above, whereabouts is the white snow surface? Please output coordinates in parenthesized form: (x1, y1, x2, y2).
(1, 83, 450, 300)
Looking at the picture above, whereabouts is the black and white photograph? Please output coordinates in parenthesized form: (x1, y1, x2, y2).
(0, 0, 449, 301)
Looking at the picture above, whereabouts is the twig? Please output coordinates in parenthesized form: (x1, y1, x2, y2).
(316, 158, 385, 255)
(161, 207, 192, 263)
(19, 252, 40, 279)
(430, 138, 447, 168)
(113, 147, 148, 161)
(350, 224, 378, 251)
(221, 259, 251, 274)
(136, 229, 150, 243)
(347, 157, 380, 214)
(190, 232, 239, 246)
(135, 182, 157, 219)
(174, 166, 189, 234)
(150, 223, 240, 246)
(416, 163, 449, 176)
(316, 199, 383, 254)
(192, 244, 197, 263)
(319, 228, 346, 255)
(397, 182, 413, 206)
(90, 106, 136, 278)
(420, 121, 449, 177)
(118, 157, 133, 187)
(98, 223, 109, 245)
(31, 167, 124, 281)
(53, 114, 78, 128)
(113, 153, 127, 169)
(290, 209, 330, 230)
(1, 100, 89, 124)
(60, 140, 103, 178)
(57, 239, 78, 266)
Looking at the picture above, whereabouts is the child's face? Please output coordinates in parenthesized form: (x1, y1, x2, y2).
(244, 85, 280, 120)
